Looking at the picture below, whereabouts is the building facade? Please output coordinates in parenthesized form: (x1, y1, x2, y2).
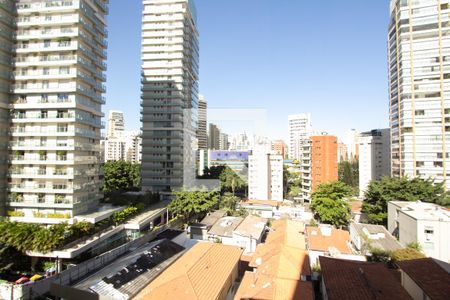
(288, 113, 312, 161)
(344, 129, 359, 161)
(106, 110, 124, 138)
(301, 135, 338, 202)
(271, 139, 287, 159)
(196, 94, 207, 150)
(389, 0, 450, 189)
(388, 201, 450, 262)
(7, 0, 108, 222)
(248, 151, 283, 201)
(358, 129, 391, 196)
(0, 0, 15, 215)
(208, 123, 220, 150)
(141, 0, 199, 193)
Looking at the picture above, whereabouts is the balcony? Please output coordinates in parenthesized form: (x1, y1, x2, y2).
(16, 0, 79, 13)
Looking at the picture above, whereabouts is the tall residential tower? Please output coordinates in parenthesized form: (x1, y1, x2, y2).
(389, 0, 450, 188)
(141, 0, 199, 193)
(288, 113, 312, 161)
(7, 0, 108, 223)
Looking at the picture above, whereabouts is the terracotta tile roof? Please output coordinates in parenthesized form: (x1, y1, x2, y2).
(135, 243, 242, 300)
(397, 258, 450, 300)
(306, 226, 352, 254)
(319, 256, 412, 300)
(236, 220, 313, 300)
(234, 271, 313, 300)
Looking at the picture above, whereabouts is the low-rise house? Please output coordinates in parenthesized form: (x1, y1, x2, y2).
(388, 201, 450, 262)
(235, 220, 313, 300)
(188, 210, 227, 240)
(207, 216, 243, 244)
(397, 258, 450, 300)
(319, 256, 412, 300)
(306, 225, 364, 266)
(239, 199, 280, 219)
(350, 200, 368, 223)
(232, 215, 267, 254)
(135, 243, 243, 300)
(349, 223, 403, 254)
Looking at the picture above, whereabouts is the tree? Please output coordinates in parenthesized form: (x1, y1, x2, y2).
(338, 160, 359, 191)
(285, 167, 302, 199)
(362, 176, 450, 225)
(220, 192, 240, 215)
(103, 161, 140, 192)
(310, 181, 352, 227)
(168, 190, 220, 223)
(219, 166, 247, 195)
(198, 166, 226, 179)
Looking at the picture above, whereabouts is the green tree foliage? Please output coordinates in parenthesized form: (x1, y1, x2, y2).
(219, 166, 247, 195)
(168, 190, 219, 223)
(103, 160, 141, 192)
(112, 204, 145, 224)
(285, 167, 302, 199)
(220, 192, 240, 214)
(362, 176, 450, 225)
(338, 160, 359, 190)
(198, 166, 226, 179)
(310, 181, 352, 227)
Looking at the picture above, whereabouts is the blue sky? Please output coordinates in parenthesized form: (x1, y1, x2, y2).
(105, 0, 391, 141)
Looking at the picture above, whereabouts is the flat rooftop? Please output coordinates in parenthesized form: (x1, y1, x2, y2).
(391, 201, 450, 221)
(74, 239, 185, 299)
(124, 200, 170, 230)
(234, 215, 267, 239)
(208, 216, 243, 238)
(351, 223, 403, 252)
(190, 210, 227, 229)
(75, 204, 125, 223)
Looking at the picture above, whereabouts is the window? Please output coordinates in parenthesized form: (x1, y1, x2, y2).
(43, 67, 49, 75)
(416, 161, 424, 167)
(415, 109, 425, 116)
(44, 40, 51, 48)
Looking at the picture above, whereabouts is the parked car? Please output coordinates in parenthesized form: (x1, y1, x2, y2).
(30, 274, 43, 281)
(15, 277, 29, 284)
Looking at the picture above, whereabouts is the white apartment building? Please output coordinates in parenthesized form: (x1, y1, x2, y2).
(388, 201, 450, 262)
(248, 149, 283, 201)
(389, 0, 450, 189)
(141, 0, 199, 193)
(106, 110, 124, 138)
(0, 0, 15, 215)
(104, 131, 142, 163)
(229, 132, 250, 151)
(358, 129, 391, 197)
(344, 129, 359, 161)
(288, 113, 312, 161)
(196, 94, 207, 150)
(7, 0, 108, 223)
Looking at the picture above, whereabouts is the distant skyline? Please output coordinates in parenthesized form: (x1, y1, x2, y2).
(105, 0, 390, 141)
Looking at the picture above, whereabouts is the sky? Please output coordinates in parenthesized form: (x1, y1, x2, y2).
(105, 0, 391, 141)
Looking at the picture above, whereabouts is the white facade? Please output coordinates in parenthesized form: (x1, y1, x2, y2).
(230, 132, 250, 151)
(389, 0, 450, 189)
(358, 129, 391, 197)
(107, 110, 124, 138)
(344, 129, 359, 161)
(7, 0, 108, 223)
(288, 113, 312, 161)
(388, 201, 450, 262)
(104, 131, 142, 163)
(141, 0, 199, 193)
(248, 150, 283, 201)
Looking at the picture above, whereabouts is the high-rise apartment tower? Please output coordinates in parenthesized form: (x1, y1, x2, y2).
(389, 0, 450, 188)
(141, 0, 199, 193)
(7, 0, 108, 222)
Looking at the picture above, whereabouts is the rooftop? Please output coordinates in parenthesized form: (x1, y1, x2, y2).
(74, 239, 185, 299)
(135, 243, 243, 300)
(390, 201, 450, 222)
(233, 215, 267, 239)
(397, 258, 450, 300)
(74, 204, 125, 223)
(208, 216, 243, 238)
(350, 223, 403, 252)
(306, 225, 352, 254)
(236, 219, 313, 300)
(124, 200, 170, 230)
(193, 210, 227, 229)
(319, 256, 412, 300)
